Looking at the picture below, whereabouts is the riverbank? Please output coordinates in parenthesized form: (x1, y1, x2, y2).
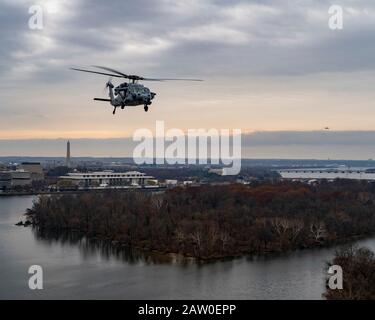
(25, 225, 375, 262)
(25, 181, 375, 260)
(0, 186, 166, 197)
(324, 246, 375, 299)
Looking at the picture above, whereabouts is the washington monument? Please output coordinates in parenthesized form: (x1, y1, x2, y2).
(66, 140, 71, 168)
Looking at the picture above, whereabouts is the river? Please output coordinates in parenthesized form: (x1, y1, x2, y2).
(1, 195, 375, 300)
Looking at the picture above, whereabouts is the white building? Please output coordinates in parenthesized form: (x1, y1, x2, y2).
(0, 170, 32, 189)
(59, 170, 154, 188)
(19, 162, 44, 181)
(208, 168, 224, 175)
(278, 166, 375, 181)
(165, 179, 178, 186)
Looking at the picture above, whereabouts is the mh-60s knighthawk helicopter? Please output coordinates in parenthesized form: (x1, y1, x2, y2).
(70, 66, 202, 114)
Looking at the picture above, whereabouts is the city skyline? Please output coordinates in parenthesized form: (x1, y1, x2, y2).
(2, 130, 375, 159)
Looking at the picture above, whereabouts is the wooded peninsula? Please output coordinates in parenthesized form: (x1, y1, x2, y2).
(26, 181, 375, 260)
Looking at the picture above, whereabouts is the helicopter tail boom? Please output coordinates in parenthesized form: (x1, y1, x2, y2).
(93, 98, 111, 102)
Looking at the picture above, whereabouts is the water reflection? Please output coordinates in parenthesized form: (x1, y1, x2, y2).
(32, 227, 196, 266)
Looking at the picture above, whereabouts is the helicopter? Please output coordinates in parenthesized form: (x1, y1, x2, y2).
(70, 66, 202, 114)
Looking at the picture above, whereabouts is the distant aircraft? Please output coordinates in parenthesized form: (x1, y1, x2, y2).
(70, 65, 203, 115)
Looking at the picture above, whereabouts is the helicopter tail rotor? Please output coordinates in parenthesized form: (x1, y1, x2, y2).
(106, 80, 116, 107)
(106, 77, 114, 88)
(101, 77, 113, 96)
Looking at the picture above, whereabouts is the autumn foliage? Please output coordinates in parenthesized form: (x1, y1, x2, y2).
(325, 246, 375, 300)
(26, 181, 375, 259)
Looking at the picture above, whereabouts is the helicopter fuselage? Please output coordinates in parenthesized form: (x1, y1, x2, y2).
(110, 82, 156, 108)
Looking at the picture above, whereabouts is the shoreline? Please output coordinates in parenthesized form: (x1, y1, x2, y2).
(23, 183, 375, 263)
(0, 187, 166, 197)
(22, 223, 375, 263)
(95, 233, 375, 262)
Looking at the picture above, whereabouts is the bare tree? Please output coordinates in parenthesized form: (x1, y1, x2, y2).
(271, 217, 304, 242)
(219, 230, 230, 252)
(310, 221, 327, 241)
(191, 229, 203, 256)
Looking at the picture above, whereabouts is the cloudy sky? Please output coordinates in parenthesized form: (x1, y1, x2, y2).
(1, 0, 375, 158)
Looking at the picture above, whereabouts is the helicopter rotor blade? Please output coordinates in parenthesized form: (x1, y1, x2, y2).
(91, 65, 129, 78)
(142, 78, 203, 82)
(89, 66, 203, 81)
(70, 67, 123, 78)
(71, 67, 203, 82)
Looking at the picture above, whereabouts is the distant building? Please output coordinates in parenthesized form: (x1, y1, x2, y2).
(236, 176, 251, 184)
(59, 170, 154, 188)
(208, 167, 234, 176)
(19, 162, 44, 181)
(165, 179, 178, 187)
(66, 140, 71, 168)
(208, 168, 224, 176)
(278, 166, 375, 181)
(0, 170, 32, 189)
(147, 179, 159, 186)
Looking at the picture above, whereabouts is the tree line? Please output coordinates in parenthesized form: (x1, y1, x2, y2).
(26, 180, 375, 259)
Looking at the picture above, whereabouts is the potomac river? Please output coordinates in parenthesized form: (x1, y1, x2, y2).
(1, 195, 375, 300)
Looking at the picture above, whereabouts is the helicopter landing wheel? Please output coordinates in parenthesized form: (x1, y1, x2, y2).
(144, 105, 149, 112)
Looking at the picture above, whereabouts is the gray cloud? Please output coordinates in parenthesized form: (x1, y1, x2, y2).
(1, 0, 375, 82)
(243, 131, 375, 146)
(1, 0, 375, 150)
